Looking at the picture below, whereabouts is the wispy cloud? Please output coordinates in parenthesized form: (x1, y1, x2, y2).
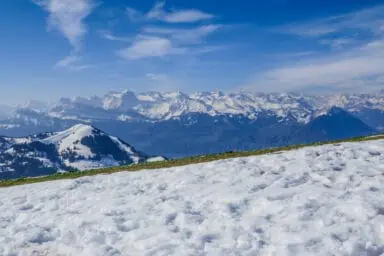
(278, 4, 384, 38)
(146, 1, 165, 20)
(319, 38, 357, 49)
(161, 9, 214, 23)
(244, 5, 384, 93)
(102, 2, 226, 63)
(33, 0, 95, 70)
(113, 3, 224, 60)
(33, 0, 94, 50)
(245, 40, 384, 92)
(54, 54, 92, 71)
(99, 30, 132, 42)
(117, 36, 186, 60)
(126, 7, 143, 23)
(128, 1, 214, 24)
(142, 24, 222, 44)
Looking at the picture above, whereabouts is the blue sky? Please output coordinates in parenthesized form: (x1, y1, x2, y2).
(1, 0, 384, 105)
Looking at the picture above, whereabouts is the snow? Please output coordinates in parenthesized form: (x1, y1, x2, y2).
(109, 136, 140, 164)
(117, 114, 132, 121)
(63, 157, 120, 171)
(13, 138, 33, 144)
(146, 156, 167, 162)
(0, 139, 384, 255)
(43, 124, 96, 158)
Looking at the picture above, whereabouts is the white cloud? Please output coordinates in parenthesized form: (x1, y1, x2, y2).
(146, 1, 214, 23)
(246, 40, 384, 92)
(117, 36, 186, 60)
(163, 10, 214, 23)
(115, 2, 224, 61)
(33, 0, 94, 50)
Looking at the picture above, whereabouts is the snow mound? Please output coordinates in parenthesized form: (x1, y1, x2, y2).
(0, 139, 384, 255)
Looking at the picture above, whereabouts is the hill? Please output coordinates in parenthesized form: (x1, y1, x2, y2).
(0, 124, 159, 180)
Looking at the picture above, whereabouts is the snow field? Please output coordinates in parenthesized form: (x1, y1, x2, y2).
(0, 140, 383, 255)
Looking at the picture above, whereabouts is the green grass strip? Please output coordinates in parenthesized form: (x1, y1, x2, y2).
(1, 134, 383, 188)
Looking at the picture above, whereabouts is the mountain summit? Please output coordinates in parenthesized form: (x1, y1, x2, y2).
(0, 124, 158, 180)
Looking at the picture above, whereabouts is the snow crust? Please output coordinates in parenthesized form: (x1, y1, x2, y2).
(0, 140, 384, 255)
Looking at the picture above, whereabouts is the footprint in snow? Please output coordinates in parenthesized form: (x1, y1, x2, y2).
(11, 196, 27, 205)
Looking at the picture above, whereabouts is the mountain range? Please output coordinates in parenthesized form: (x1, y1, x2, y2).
(0, 124, 163, 180)
(0, 90, 382, 158)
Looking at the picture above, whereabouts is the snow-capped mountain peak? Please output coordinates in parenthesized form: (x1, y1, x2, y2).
(103, 90, 139, 111)
(0, 124, 157, 179)
(10, 89, 382, 125)
(43, 124, 100, 158)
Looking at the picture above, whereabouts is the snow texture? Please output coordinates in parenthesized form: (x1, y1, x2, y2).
(0, 140, 384, 255)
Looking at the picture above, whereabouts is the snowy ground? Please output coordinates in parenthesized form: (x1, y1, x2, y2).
(1, 140, 384, 256)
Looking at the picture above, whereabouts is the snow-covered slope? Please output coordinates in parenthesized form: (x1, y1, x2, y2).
(1, 139, 383, 255)
(0, 124, 150, 179)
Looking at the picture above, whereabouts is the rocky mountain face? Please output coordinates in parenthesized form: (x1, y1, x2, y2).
(0, 124, 160, 180)
(0, 90, 382, 158)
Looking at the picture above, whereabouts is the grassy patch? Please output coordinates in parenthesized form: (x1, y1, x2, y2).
(1, 134, 383, 188)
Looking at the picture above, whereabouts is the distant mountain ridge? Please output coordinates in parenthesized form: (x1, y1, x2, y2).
(3, 90, 384, 124)
(0, 124, 162, 180)
(0, 90, 381, 158)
